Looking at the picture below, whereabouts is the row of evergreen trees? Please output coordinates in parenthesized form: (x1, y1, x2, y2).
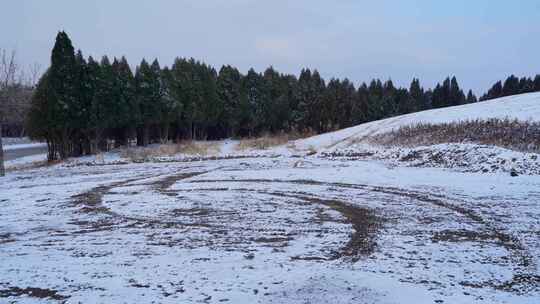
(480, 74, 540, 101)
(27, 32, 479, 160)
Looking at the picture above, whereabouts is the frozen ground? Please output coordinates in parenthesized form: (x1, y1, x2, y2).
(1, 155, 539, 303)
(1, 94, 540, 303)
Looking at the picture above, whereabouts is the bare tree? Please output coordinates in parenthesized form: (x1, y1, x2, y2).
(0, 49, 42, 175)
(0, 49, 20, 176)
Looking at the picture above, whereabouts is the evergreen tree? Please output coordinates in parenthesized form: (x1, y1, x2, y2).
(518, 77, 534, 94)
(242, 68, 265, 136)
(534, 75, 540, 91)
(27, 70, 56, 159)
(380, 79, 397, 117)
(134, 59, 158, 145)
(466, 90, 477, 103)
(311, 70, 326, 132)
(481, 81, 503, 101)
(366, 79, 384, 120)
(113, 56, 136, 145)
(409, 78, 426, 111)
(351, 83, 369, 125)
(263, 67, 287, 133)
(449, 76, 465, 106)
(47, 31, 79, 158)
(294, 68, 313, 131)
(217, 65, 243, 136)
(337, 79, 356, 129)
(502, 75, 520, 96)
(323, 78, 341, 132)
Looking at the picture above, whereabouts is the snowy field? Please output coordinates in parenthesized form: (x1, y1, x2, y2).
(1, 93, 540, 303)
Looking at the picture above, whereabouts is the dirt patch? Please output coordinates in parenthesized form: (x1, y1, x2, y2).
(461, 274, 540, 294)
(0, 233, 16, 245)
(294, 195, 380, 261)
(433, 229, 523, 252)
(153, 172, 207, 195)
(71, 176, 151, 212)
(0, 285, 69, 301)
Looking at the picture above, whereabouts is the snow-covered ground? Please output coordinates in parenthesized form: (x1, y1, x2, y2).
(1, 93, 540, 303)
(1, 156, 539, 303)
(2, 142, 47, 151)
(3, 153, 47, 170)
(2, 137, 46, 149)
(2, 137, 47, 170)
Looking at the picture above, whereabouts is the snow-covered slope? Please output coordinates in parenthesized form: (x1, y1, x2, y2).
(295, 92, 540, 151)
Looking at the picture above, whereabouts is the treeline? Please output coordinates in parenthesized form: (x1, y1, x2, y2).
(28, 32, 479, 160)
(480, 74, 540, 101)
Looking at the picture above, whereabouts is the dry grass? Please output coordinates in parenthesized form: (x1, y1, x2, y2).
(120, 141, 219, 162)
(236, 134, 289, 151)
(236, 131, 314, 152)
(371, 118, 540, 153)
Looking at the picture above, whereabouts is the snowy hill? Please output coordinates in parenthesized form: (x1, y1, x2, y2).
(295, 92, 540, 151)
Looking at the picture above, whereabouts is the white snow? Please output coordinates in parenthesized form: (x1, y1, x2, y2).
(4, 153, 47, 169)
(2, 142, 47, 151)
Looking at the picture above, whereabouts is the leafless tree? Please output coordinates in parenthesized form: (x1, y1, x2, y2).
(0, 49, 42, 175)
(0, 49, 20, 176)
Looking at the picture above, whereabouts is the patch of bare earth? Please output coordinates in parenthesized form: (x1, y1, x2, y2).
(0, 285, 69, 301)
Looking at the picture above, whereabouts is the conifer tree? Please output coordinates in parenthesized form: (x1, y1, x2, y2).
(518, 77, 534, 94)
(324, 78, 341, 131)
(217, 65, 243, 136)
(243, 68, 266, 136)
(112, 56, 136, 145)
(466, 90, 477, 103)
(48, 31, 79, 158)
(351, 83, 369, 125)
(449, 76, 465, 106)
(134, 59, 156, 145)
(502, 75, 520, 97)
(409, 78, 426, 111)
(366, 79, 384, 120)
(534, 75, 540, 91)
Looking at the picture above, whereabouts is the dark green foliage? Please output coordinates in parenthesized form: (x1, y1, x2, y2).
(480, 74, 540, 101)
(432, 77, 466, 108)
(28, 31, 540, 161)
(466, 90, 477, 103)
(217, 65, 243, 136)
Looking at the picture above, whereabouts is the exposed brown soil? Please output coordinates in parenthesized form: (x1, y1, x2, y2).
(0, 285, 69, 301)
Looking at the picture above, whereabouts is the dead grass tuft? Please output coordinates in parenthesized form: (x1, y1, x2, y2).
(120, 142, 219, 162)
(236, 131, 313, 151)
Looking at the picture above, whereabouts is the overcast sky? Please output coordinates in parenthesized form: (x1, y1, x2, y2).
(2, 0, 540, 93)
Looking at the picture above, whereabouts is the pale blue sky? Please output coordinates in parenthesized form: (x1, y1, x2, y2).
(2, 0, 539, 93)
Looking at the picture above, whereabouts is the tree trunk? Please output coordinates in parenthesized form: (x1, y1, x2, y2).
(142, 124, 150, 146)
(0, 124, 5, 177)
(161, 122, 169, 144)
(136, 126, 144, 147)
